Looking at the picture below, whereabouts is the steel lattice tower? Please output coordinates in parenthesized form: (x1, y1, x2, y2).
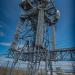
(8, 0, 60, 75)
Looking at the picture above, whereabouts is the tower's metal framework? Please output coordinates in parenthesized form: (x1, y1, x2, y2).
(8, 0, 60, 75)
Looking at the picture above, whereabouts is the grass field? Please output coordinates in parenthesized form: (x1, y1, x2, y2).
(0, 67, 74, 75)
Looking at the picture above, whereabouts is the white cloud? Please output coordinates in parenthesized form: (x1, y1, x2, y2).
(0, 25, 3, 28)
(0, 32, 5, 36)
(0, 42, 11, 47)
(0, 42, 24, 47)
(0, 21, 10, 29)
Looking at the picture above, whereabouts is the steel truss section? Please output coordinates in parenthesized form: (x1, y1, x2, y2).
(50, 48, 75, 61)
(8, 0, 61, 75)
(12, 48, 75, 61)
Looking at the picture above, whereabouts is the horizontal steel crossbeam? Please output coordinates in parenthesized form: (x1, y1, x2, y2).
(9, 48, 75, 61)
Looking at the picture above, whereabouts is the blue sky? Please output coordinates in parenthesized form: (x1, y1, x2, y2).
(0, 0, 75, 54)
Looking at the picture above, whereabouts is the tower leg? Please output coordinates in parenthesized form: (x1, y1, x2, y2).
(51, 25, 56, 50)
(49, 25, 56, 75)
(35, 8, 44, 47)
